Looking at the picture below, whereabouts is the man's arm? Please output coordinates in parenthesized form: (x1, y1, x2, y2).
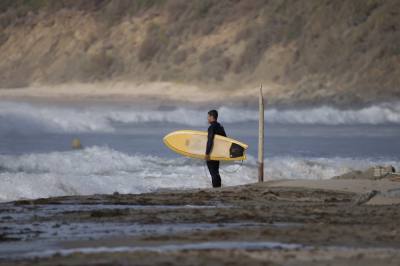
(206, 124, 215, 156)
(221, 126, 227, 137)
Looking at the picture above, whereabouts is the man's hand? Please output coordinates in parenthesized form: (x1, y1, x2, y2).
(205, 154, 210, 161)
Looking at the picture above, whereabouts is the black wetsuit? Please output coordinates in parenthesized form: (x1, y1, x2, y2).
(206, 121, 227, 188)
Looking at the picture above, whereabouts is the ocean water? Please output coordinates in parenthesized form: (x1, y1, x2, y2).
(1, 100, 400, 202)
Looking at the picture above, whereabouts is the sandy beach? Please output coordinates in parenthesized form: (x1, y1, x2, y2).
(0, 82, 273, 107)
(1, 177, 400, 266)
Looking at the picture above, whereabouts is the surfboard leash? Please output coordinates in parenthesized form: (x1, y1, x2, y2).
(203, 160, 244, 176)
(220, 160, 244, 174)
(203, 161, 210, 179)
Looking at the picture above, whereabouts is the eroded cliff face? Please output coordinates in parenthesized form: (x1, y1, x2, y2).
(0, 0, 399, 106)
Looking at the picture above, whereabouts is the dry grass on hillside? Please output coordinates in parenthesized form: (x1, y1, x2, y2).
(0, 0, 399, 105)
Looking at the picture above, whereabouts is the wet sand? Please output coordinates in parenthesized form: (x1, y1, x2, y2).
(1, 179, 400, 265)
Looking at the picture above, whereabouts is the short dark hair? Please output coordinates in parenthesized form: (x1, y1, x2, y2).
(208, 109, 218, 120)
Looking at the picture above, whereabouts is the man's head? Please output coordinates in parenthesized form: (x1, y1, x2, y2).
(207, 110, 218, 124)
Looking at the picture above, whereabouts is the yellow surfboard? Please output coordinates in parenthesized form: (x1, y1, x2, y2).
(163, 130, 248, 161)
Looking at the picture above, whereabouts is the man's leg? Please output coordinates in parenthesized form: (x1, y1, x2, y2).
(206, 160, 221, 188)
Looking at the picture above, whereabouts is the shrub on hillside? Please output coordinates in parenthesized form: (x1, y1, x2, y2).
(102, 0, 166, 26)
(199, 46, 231, 81)
(234, 24, 272, 73)
(173, 49, 188, 65)
(138, 23, 167, 62)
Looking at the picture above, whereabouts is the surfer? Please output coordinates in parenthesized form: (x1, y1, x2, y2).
(205, 110, 226, 188)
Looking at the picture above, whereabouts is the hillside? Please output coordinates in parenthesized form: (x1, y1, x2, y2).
(0, 0, 399, 106)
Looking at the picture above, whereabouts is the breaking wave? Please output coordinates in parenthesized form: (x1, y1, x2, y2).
(0, 146, 398, 202)
(1, 101, 400, 133)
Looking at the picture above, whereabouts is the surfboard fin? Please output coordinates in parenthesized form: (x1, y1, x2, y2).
(230, 143, 244, 158)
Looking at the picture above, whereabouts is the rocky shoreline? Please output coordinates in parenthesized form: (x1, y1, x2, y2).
(1, 178, 400, 265)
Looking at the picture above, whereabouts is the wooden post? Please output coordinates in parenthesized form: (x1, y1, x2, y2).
(258, 84, 264, 182)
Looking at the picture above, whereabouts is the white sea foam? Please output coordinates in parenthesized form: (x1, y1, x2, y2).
(0, 146, 397, 202)
(1, 101, 400, 133)
(22, 241, 303, 258)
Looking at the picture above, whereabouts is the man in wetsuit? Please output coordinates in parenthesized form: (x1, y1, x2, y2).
(205, 110, 226, 188)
